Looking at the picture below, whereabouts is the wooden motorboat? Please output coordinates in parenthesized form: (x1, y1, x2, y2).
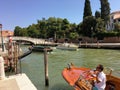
(105, 75, 120, 90)
(56, 43, 78, 51)
(62, 63, 120, 90)
(29, 45, 53, 52)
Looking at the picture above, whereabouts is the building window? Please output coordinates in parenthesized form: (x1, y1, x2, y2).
(114, 20, 116, 23)
(118, 18, 120, 23)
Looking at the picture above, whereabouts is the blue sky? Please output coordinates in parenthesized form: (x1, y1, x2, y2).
(0, 0, 120, 31)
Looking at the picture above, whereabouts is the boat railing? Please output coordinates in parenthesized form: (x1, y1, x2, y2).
(104, 67, 114, 76)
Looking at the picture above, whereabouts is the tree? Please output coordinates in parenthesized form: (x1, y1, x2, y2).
(95, 11, 101, 19)
(81, 16, 96, 37)
(114, 23, 120, 32)
(95, 18, 105, 33)
(83, 0, 92, 19)
(100, 0, 110, 25)
(27, 24, 39, 38)
(14, 17, 79, 39)
(14, 26, 22, 36)
(69, 32, 79, 39)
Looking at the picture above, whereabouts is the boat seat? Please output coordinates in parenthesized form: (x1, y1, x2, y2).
(105, 81, 115, 90)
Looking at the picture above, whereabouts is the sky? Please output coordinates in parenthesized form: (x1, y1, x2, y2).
(0, 0, 120, 31)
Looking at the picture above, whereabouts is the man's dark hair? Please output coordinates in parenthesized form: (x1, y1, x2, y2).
(98, 64, 104, 71)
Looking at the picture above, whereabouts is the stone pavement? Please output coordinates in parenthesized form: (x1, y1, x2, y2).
(0, 73, 37, 90)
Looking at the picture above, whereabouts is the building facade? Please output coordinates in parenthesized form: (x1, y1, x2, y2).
(1, 30, 14, 37)
(107, 11, 120, 30)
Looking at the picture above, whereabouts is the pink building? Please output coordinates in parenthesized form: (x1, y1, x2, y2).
(1, 30, 14, 37)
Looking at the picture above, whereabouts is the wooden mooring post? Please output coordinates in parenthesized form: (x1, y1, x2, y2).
(44, 48, 49, 86)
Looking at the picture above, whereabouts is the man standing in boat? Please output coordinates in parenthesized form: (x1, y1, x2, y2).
(94, 64, 106, 90)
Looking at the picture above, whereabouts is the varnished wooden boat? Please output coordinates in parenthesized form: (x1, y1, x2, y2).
(29, 45, 53, 52)
(62, 63, 120, 90)
(105, 75, 120, 90)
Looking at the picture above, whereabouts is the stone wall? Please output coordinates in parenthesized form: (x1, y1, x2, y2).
(56, 37, 120, 43)
(103, 37, 120, 43)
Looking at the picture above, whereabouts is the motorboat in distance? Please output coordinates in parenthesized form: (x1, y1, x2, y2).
(56, 43, 78, 51)
(29, 45, 53, 52)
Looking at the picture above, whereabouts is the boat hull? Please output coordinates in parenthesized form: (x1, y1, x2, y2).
(29, 45, 53, 52)
(56, 43, 78, 51)
(105, 75, 120, 90)
(62, 64, 120, 90)
(56, 46, 78, 51)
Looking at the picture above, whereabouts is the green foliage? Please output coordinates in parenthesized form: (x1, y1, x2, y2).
(14, 26, 22, 36)
(69, 32, 79, 39)
(95, 11, 101, 18)
(97, 31, 120, 40)
(114, 23, 120, 32)
(81, 16, 96, 37)
(14, 17, 79, 40)
(95, 18, 105, 33)
(83, 0, 92, 19)
(27, 24, 39, 38)
(100, 0, 110, 25)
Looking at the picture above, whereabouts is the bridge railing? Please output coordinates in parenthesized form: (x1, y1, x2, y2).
(12, 37, 55, 45)
(0, 36, 58, 45)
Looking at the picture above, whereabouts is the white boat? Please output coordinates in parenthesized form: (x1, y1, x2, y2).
(56, 43, 78, 51)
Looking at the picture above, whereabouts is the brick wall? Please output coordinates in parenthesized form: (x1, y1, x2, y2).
(103, 37, 120, 43)
(57, 37, 120, 43)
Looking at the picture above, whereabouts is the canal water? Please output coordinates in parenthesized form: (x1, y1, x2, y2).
(20, 45, 120, 90)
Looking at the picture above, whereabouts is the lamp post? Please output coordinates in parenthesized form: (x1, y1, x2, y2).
(91, 27, 93, 46)
(0, 24, 4, 52)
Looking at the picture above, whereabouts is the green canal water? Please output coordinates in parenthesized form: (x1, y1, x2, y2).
(20, 45, 120, 90)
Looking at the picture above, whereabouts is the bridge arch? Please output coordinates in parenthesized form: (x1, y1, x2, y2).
(3, 36, 58, 46)
(14, 39, 35, 45)
(12, 37, 45, 45)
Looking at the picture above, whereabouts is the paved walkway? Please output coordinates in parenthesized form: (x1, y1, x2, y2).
(79, 43, 120, 49)
(0, 73, 37, 90)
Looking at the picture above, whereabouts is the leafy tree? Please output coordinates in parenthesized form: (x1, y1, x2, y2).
(69, 32, 79, 39)
(14, 26, 28, 36)
(20, 28, 28, 36)
(37, 19, 48, 38)
(81, 16, 96, 37)
(27, 24, 39, 38)
(77, 23, 83, 36)
(62, 19, 71, 38)
(83, 0, 92, 19)
(14, 26, 22, 36)
(95, 11, 101, 19)
(95, 18, 105, 33)
(14, 17, 79, 39)
(100, 0, 110, 25)
(114, 23, 120, 32)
